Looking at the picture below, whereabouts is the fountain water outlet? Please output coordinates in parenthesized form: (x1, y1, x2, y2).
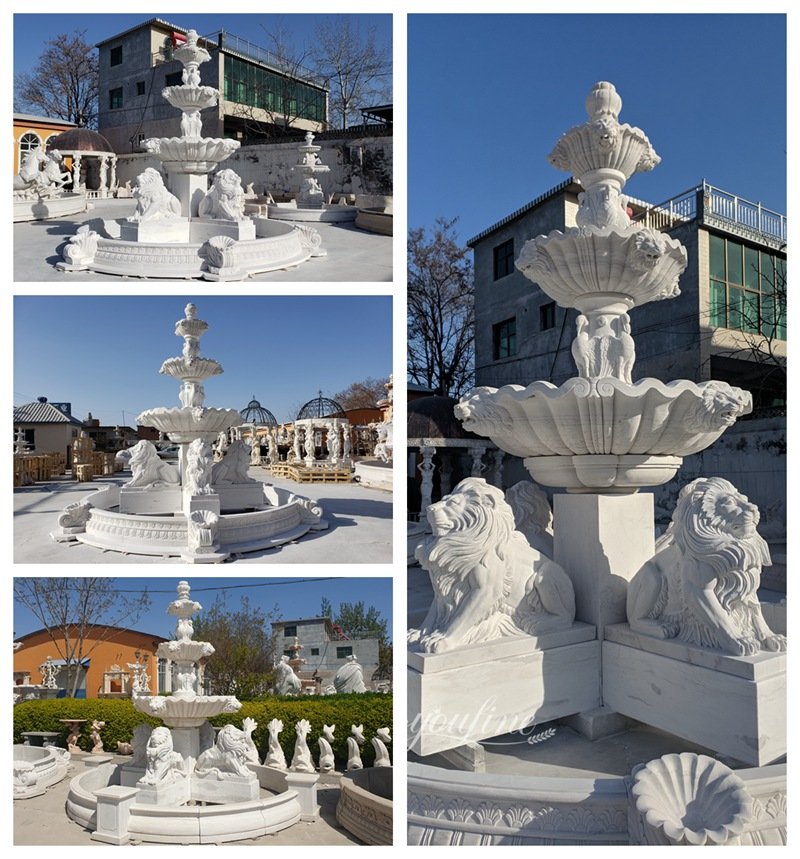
(65, 580, 320, 845)
(51, 302, 328, 562)
(267, 132, 357, 225)
(57, 28, 324, 279)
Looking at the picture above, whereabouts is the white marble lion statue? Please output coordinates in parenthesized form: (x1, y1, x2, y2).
(627, 476, 786, 656)
(211, 440, 257, 484)
(124, 440, 179, 487)
(408, 477, 575, 653)
(129, 168, 181, 222)
(198, 168, 246, 221)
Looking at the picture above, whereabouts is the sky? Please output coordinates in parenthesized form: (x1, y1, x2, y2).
(13, 575, 393, 641)
(408, 13, 787, 245)
(13, 12, 392, 82)
(13, 295, 392, 426)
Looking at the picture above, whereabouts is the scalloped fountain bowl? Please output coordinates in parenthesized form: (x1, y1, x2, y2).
(134, 693, 241, 727)
(143, 137, 241, 174)
(456, 377, 752, 492)
(136, 406, 242, 441)
(162, 84, 219, 113)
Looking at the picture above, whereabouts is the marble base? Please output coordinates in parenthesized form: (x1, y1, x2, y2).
(91, 785, 139, 845)
(134, 775, 190, 806)
(602, 624, 786, 766)
(14, 192, 88, 222)
(215, 483, 265, 511)
(192, 772, 260, 804)
(119, 485, 180, 514)
(120, 219, 190, 243)
(354, 208, 393, 235)
(336, 768, 392, 845)
(267, 203, 358, 223)
(408, 624, 600, 756)
(189, 217, 256, 242)
(354, 460, 393, 490)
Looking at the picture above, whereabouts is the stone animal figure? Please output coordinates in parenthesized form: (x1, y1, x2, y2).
(627, 476, 786, 656)
(290, 719, 315, 773)
(198, 169, 247, 221)
(129, 168, 181, 221)
(318, 724, 335, 773)
(185, 438, 214, 495)
(408, 478, 576, 653)
(195, 724, 254, 777)
(686, 381, 752, 434)
(273, 656, 302, 695)
(140, 727, 184, 785)
(346, 724, 365, 771)
(264, 718, 286, 769)
(334, 654, 367, 694)
(505, 480, 554, 557)
(372, 727, 391, 767)
(125, 440, 180, 487)
(211, 440, 257, 484)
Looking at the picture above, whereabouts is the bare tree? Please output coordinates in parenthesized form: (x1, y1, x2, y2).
(333, 377, 390, 410)
(408, 217, 475, 398)
(14, 30, 99, 127)
(14, 578, 151, 697)
(312, 18, 391, 131)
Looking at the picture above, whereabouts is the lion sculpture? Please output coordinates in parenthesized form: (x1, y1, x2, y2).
(198, 169, 246, 221)
(627, 476, 786, 656)
(125, 440, 180, 487)
(505, 480, 554, 557)
(140, 727, 184, 785)
(686, 381, 752, 433)
(185, 438, 214, 495)
(408, 477, 576, 654)
(211, 440, 257, 484)
(195, 723, 256, 778)
(129, 168, 181, 222)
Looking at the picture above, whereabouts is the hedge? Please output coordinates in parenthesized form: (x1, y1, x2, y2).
(14, 693, 393, 768)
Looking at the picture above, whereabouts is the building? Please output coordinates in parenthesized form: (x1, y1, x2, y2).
(271, 617, 380, 685)
(96, 18, 328, 153)
(468, 179, 786, 412)
(13, 624, 169, 699)
(13, 114, 77, 174)
(13, 397, 84, 467)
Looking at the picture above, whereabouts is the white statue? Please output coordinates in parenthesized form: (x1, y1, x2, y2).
(328, 426, 341, 460)
(129, 168, 181, 222)
(346, 724, 365, 771)
(180, 109, 203, 138)
(42, 150, 71, 189)
(140, 727, 184, 785)
(198, 169, 247, 221)
(318, 724, 335, 773)
(408, 478, 576, 653)
(273, 656, 302, 695)
(267, 432, 279, 463)
(195, 723, 255, 777)
(187, 509, 219, 552)
(292, 427, 302, 462)
(124, 440, 179, 487)
(505, 480, 554, 557)
(90, 719, 105, 753)
(264, 718, 286, 769)
(334, 655, 367, 694)
(372, 727, 391, 767)
(250, 436, 261, 465)
(185, 438, 214, 494)
(211, 440, 258, 484)
(627, 477, 786, 656)
(289, 719, 315, 773)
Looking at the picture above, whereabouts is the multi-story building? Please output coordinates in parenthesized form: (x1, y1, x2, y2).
(96, 18, 328, 153)
(469, 179, 786, 412)
(271, 617, 380, 683)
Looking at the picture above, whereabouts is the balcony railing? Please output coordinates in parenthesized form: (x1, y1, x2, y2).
(633, 181, 786, 248)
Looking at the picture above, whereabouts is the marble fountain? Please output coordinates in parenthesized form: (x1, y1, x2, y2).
(57, 29, 324, 280)
(66, 581, 320, 844)
(407, 82, 786, 845)
(51, 302, 327, 563)
(14, 148, 88, 223)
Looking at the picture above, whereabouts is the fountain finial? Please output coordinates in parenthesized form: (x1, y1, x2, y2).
(585, 81, 622, 120)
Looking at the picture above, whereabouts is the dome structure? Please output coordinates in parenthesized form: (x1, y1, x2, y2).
(408, 395, 481, 441)
(296, 391, 346, 420)
(240, 396, 278, 427)
(48, 128, 113, 153)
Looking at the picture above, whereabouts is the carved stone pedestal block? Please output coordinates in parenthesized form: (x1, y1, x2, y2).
(192, 771, 259, 804)
(92, 785, 140, 845)
(120, 219, 190, 243)
(119, 485, 181, 515)
(190, 217, 256, 243)
(216, 483, 265, 512)
(134, 775, 190, 807)
(408, 625, 600, 756)
(284, 771, 320, 821)
(603, 624, 786, 766)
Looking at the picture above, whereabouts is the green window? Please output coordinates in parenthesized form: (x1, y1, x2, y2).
(109, 87, 123, 110)
(707, 234, 785, 340)
(493, 239, 515, 280)
(493, 317, 517, 360)
(110, 45, 123, 66)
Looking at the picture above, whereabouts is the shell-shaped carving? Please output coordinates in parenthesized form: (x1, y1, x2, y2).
(455, 377, 751, 460)
(133, 693, 241, 726)
(515, 225, 686, 309)
(136, 406, 242, 435)
(159, 356, 223, 381)
(162, 84, 218, 112)
(549, 120, 659, 181)
(632, 753, 752, 845)
(142, 137, 240, 164)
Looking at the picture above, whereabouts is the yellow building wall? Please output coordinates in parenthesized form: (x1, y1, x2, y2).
(13, 118, 76, 173)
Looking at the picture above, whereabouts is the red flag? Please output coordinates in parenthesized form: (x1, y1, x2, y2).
(171, 32, 187, 48)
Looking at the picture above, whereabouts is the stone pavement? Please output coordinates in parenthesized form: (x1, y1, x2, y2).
(14, 198, 392, 282)
(14, 753, 362, 846)
(14, 467, 393, 565)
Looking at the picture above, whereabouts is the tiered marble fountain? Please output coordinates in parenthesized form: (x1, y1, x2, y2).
(57, 29, 323, 280)
(52, 303, 327, 562)
(66, 581, 319, 845)
(408, 82, 786, 846)
(268, 132, 357, 224)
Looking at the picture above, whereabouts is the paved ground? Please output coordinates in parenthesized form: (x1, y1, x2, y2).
(14, 465, 393, 565)
(14, 198, 393, 282)
(14, 753, 362, 846)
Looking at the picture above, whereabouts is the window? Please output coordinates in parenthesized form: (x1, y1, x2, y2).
(540, 302, 556, 330)
(136, 80, 146, 96)
(283, 625, 297, 637)
(493, 318, 517, 360)
(110, 45, 123, 66)
(165, 71, 182, 87)
(310, 648, 319, 656)
(493, 238, 515, 280)
(19, 132, 41, 169)
(336, 646, 353, 659)
(109, 87, 123, 110)
(708, 234, 786, 339)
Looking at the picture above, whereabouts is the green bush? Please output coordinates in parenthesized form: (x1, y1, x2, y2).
(14, 693, 393, 767)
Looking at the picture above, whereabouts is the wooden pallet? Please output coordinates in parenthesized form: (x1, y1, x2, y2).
(268, 462, 352, 484)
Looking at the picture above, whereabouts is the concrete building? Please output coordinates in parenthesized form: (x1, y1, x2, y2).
(469, 179, 786, 412)
(96, 18, 328, 153)
(271, 617, 380, 684)
(13, 398, 84, 467)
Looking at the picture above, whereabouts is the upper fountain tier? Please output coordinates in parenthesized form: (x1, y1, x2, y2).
(160, 303, 224, 383)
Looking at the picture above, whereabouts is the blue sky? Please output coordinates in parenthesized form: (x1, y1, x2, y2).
(14, 13, 392, 81)
(13, 576, 393, 640)
(408, 13, 787, 244)
(14, 295, 392, 426)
